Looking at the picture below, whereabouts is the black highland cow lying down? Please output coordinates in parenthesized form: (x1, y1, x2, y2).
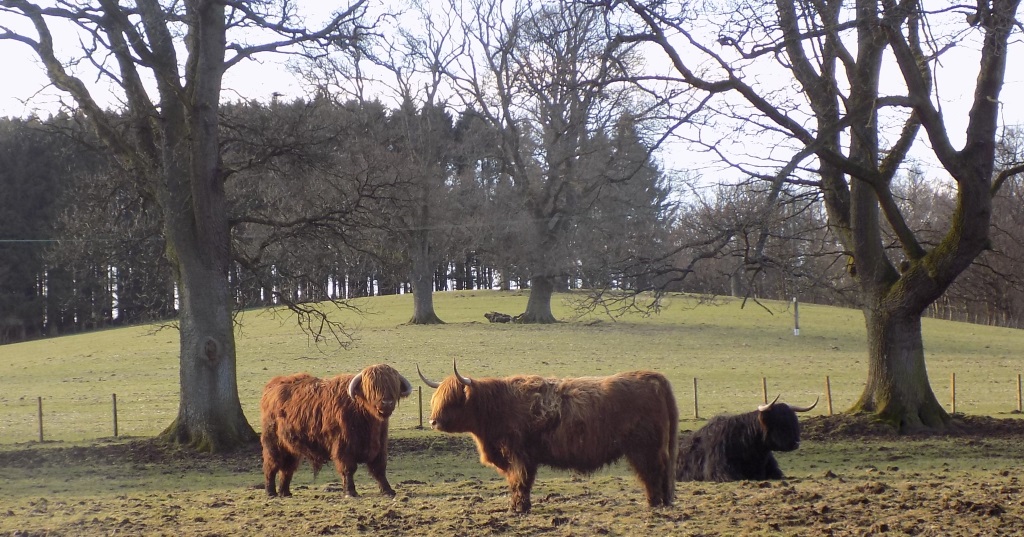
(677, 395, 817, 482)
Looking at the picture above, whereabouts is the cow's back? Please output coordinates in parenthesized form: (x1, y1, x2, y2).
(677, 412, 775, 481)
(532, 371, 677, 471)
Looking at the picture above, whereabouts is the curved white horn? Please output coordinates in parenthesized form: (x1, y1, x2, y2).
(453, 359, 472, 386)
(416, 364, 440, 389)
(347, 370, 364, 399)
(789, 396, 820, 413)
(757, 394, 781, 412)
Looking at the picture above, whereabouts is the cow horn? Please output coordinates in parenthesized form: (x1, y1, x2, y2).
(398, 374, 414, 397)
(348, 370, 364, 399)
(757, 394, 781, 412)
(789, 396, 819, 413)
(416, 364, 440, 389)
(453, 359, 472, 386)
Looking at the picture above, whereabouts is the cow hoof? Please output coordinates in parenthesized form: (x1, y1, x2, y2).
(509, 500, 531, 514)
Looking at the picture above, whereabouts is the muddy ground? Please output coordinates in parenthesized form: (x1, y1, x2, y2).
(1, 415, 1022, 536)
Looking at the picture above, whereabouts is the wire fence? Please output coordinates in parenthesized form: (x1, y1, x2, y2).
(3, 373, 1023, 445)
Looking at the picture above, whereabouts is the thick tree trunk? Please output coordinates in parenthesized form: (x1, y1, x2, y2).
(519, 274, 557, 323)
(408, 245, 443, 325)
(159, 254, 257, 451)
(157, 136, 257, 452)
(157, 0, 256, 452)
(410, 288, 442, 324)
(851, 306, 950, 432)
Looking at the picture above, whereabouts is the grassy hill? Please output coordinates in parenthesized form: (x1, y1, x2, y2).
(2, 290, 1022, 444)
(3, 290, 1024, 536)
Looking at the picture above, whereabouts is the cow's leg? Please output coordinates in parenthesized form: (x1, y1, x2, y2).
(334, 456, 359, 497)
(262, 449, 279, 497)
(660, 458, 675, 506)
(366, 453, 396, 497)
(626, 448, 668, 507)
(263, 460, 279, 497)
(261, 432, 288, 497)
(705, 448, 740, 482)
(653, 435, 676, 506)
(505, 460, 536, 514)
(763, 453, 784, 479)
(277, 453, 300, 497)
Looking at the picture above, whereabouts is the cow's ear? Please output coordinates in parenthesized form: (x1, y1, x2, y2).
(757, 410, 770, 433)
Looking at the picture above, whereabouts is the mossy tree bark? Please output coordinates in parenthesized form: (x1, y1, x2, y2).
(853, 309, 949, 430)
(159, 247, 256, 450)
(834, 0, 1021, 431)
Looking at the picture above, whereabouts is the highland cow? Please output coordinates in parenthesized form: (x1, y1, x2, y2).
(260, 364, 413, 498)
(417, 362, 678, 513)
(677, 395, 817, 482)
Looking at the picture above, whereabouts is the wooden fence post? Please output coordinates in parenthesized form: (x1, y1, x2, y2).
(37, 396, 43, 443)
(693, 377, 699, 420)
(1017, 374, 1022, 413)
(825, 376, 833, 416)
(112, 393, 119, 438)
(793, 297, 800, 336)
(417, 386, 423, 429)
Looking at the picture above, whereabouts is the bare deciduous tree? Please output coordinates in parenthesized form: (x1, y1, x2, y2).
(606, 0, 1024, 430)
(0, 0, 368, 451)
(433, 0, 652, 322)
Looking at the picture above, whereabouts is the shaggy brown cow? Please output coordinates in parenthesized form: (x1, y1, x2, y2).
(260, 364, 413, 498)
(418, 362, 678, 513)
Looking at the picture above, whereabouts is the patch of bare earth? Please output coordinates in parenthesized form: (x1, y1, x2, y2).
(1, 417, 1022, 536)
(800, 413, 1024, 441)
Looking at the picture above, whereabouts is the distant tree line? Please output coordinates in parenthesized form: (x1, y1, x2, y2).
(2, 108, 1022, 344)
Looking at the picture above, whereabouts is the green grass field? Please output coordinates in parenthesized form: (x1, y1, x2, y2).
(2, 290, 1024, 536)
(1, 290, 1022, 444)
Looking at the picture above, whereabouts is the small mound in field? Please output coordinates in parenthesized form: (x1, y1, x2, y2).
(0, 437, 262, 471)
(800, 413, 1024, 442)
(949, 414, 1024, 438)
(800, 414, 900, 441)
